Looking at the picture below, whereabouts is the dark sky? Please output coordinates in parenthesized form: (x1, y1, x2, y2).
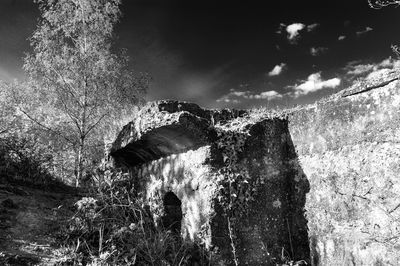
(1, 0, 400, 109)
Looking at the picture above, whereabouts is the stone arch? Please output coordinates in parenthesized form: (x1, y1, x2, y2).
(162, 191, 183, 234)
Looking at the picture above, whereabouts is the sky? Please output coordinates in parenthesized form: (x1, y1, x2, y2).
(0, 0, 400, 109)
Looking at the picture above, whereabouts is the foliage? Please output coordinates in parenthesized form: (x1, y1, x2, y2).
(59, 168, 211, 265)
(0, 81, 66, 185)
(23, 0, 148, 186)
(0, 80, 77, 184)
(0, 134, 57, 186)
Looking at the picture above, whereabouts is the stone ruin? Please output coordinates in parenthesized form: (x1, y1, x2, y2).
(109, 69, 400, 265)
(109, 100, 310, 265)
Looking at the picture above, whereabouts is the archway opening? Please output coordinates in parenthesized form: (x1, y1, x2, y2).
(162, 192, 182, 234)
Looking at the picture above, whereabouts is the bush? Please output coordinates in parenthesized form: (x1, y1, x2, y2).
(59, 169, 211, 265)
(0, 135, 55, 186)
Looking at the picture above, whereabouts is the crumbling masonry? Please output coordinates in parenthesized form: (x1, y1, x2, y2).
(110, 69, 400, 265)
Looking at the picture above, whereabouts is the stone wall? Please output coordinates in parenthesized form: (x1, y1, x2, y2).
(288, 71, 400, 265)
(111, 101, 310, 265)
(234, 119, 310, 264)
(137, 146, 218, 248)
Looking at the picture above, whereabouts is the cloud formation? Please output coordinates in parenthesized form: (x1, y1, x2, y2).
(268, 63, 287, 76)
(278, 22, 319, 44)
(216, 88, 250, 104)
(307, 23, 319, 32)
(286, 23, 305, 41)
(356, 26, 373, 36)
(343, 57, 400, 77)
(216, 88, 283, 103)
(310, 47, 328, 56)
(248, 90, 283, 100)
(344, 62, 375, 75)
(292, 72, 341, 97)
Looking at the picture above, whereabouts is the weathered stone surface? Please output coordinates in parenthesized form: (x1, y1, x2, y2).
(110, 100, 248, 167)
(231, 119, 309, 264)
(111, 100, 310, 265)
(111, 100, 215, 166)
(137, 146, 218, 248)
(289, 71, 400, 265)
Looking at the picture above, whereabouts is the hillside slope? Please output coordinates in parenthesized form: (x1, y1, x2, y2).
(0, 182, 80, 265)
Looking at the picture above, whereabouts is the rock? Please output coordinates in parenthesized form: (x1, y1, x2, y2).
(110, 100, 246, 167)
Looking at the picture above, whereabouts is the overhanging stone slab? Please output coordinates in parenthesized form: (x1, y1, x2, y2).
(110, 101, 216, 166)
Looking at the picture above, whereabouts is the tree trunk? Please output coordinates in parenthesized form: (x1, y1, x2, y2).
(76, 137, 85, 187)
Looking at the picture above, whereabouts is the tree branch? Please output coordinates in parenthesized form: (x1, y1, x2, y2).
(84, 112, 108, 138)
(49, 65, 80, 105)
(18, 108, 76, 145)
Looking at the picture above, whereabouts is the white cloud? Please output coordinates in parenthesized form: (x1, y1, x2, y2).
(356, 26, 373, 36)
(365, 59, 400, 80)
(377, 57, 399, 68)
(230, 90, 249, 97)
(293, 72, 341, 96)
(249, 90, 283, 100)
(307, 23, 319, 32)
(216, 89, 249, 104)
(216, 88, 283, 103)
(373, 57, 400, 69)
(216, 98, 240, 104)
(286, 23, 305, 41)
(310, 47, 328, 56)
(338, 35, 346, 41)
(268, 63, 287, 76)
(344, 57, 400, 77)
(349, 64, 374, 75)
(278, 22, 319, 43)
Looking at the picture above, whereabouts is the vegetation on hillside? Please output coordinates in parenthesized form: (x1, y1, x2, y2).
(55, 168, 212, 265)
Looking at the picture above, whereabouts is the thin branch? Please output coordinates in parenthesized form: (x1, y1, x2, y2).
(84, 112, 108, 138)
(45, 69, 82, 109)
(19, 108, 75, 145)
(49, 65, 80, 106)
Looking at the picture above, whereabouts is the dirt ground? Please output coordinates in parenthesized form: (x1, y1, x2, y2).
(0, 181, 81, 265)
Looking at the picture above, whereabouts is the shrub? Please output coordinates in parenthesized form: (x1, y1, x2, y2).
(0, 135, 56, 186)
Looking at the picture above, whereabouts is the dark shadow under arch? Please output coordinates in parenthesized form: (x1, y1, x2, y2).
(162, 191, 183, 234)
